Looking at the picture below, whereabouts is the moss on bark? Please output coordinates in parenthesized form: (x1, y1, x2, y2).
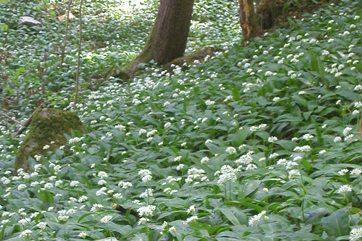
(15, 108, 87, 172)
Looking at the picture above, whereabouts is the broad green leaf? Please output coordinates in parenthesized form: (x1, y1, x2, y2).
(219, 207, 247, 226)
(232, 88, 241, 101)
(37, 190, 54, 203)
(321, 208, 349, 237)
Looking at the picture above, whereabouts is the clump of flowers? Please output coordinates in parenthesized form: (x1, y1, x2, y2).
(248, 210, 269, 226)
(215, 165, 238, 185)
(350, 227, 362, 241)
(185, 167, 207, 184)
(139, 169, 152, 183)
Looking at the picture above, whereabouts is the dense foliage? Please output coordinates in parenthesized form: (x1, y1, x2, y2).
(1, 0, 362, 240)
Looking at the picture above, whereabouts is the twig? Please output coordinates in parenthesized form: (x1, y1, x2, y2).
(0, 111, 23, 125)
(12, 105, 43, 138)
(73, 0, 83, 110)
(61, 0, 72, 66)
(220, 98, 233, 113)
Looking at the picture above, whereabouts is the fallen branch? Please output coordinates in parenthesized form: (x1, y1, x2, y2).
(0, 111, 23, 125)
(113, 203, 138, 217)
(12, 105, 43, 138)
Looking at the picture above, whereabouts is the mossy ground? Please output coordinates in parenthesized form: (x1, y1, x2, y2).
(15, 108, 87, 171)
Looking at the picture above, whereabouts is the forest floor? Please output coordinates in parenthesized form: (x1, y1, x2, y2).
(1, 0, 362, 240)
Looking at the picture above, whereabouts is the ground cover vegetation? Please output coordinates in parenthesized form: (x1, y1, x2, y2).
(1, 0, 362, 240)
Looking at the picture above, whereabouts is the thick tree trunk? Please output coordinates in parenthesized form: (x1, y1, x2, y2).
(155, 0, 194, 65)
(112, 0, 194, 79)
(238, 0, 260, 42)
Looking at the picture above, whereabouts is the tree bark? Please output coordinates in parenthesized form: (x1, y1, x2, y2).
(112, 0, 194, 79)
(155, 0, 194, 65)
(238, 0, 260, 42)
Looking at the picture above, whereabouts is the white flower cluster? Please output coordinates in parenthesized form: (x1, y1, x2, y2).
(201, 157, 209, 164)
(268, 136, 278, 143)
(226, 147, 236, 155)
(215, 165, 239, 185)
(205, 100, 215, 106)
(139, 169, 152, 183)
(98, 171, 108, 179)
(235, 151, 254, 165)
(68, 137, 84, 144)
(183, 215, 198, 224)
(140, 188, 153, 198)
(137, 205, 156, 217)
(343, 127, 355, 142)
(294, 145, 311, 152)
(337, 185, 352, 194)
(147, 130, 157, 137)
(115, 124, 126, 131)
(185, 167, 207, 184)
(277, 158, 299, 170)
(96, 187, 107, 196)
(118, 181, 133, 189)
(350, 227, 362, 241)
(302, 134, 314, 141)
(19, 230, 32, 238)
(248, 210, 269, 226)
(250, 124, 267, 132)
(100, 215, 112, 223)
(90, 204, 103, 212)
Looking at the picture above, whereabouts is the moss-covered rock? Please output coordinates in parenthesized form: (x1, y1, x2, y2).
(15, 108, 87, 172)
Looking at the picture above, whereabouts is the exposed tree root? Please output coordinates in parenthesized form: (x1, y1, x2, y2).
(105, 46, 224, 81)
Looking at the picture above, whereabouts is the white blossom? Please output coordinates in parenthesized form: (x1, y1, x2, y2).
(350, 227, 362, 241)
(337, 185, 352, 194)
(226, 147, 236, 155)
(100, 215, 112, 223)
(98, 171, 108, 179)
(137, 205, 156, 217)
(78, 232, 88, 238)
(248, 211, 269, 226)
(183, 215, 198, 224)
(217, 165, 238, 185)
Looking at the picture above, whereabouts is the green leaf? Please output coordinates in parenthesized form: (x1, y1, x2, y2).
(292, 95, 308, 108)
(0, 24, 7, 31)
(232, 88, 241, 101)
(107, 222, 132, 236)
(77, 212, 94, 223)
(218, 207, 247, 226)
(243, 180, 260, 197)
(275, 140, 295, 151)
(301, 159, 312, 172)
(321, 208, 349, 237)
(37, 190, 54, 203)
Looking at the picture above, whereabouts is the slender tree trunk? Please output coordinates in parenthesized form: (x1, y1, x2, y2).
(238, 0, 260, 42)
(118, 0, 194, 79)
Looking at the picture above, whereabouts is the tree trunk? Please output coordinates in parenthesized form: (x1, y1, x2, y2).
(238, 0, 260, 42)
(155, 0, 194, 65)
(118, 0, 194, 79)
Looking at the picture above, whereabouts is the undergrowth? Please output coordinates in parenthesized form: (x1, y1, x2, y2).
(1, 0, 362, 240)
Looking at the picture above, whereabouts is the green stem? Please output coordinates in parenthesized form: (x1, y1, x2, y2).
(298, 161, 307, 195)
(225, 183, 227, 201)
(229, 181, 232, 200)
(107, 223, 113, 238)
